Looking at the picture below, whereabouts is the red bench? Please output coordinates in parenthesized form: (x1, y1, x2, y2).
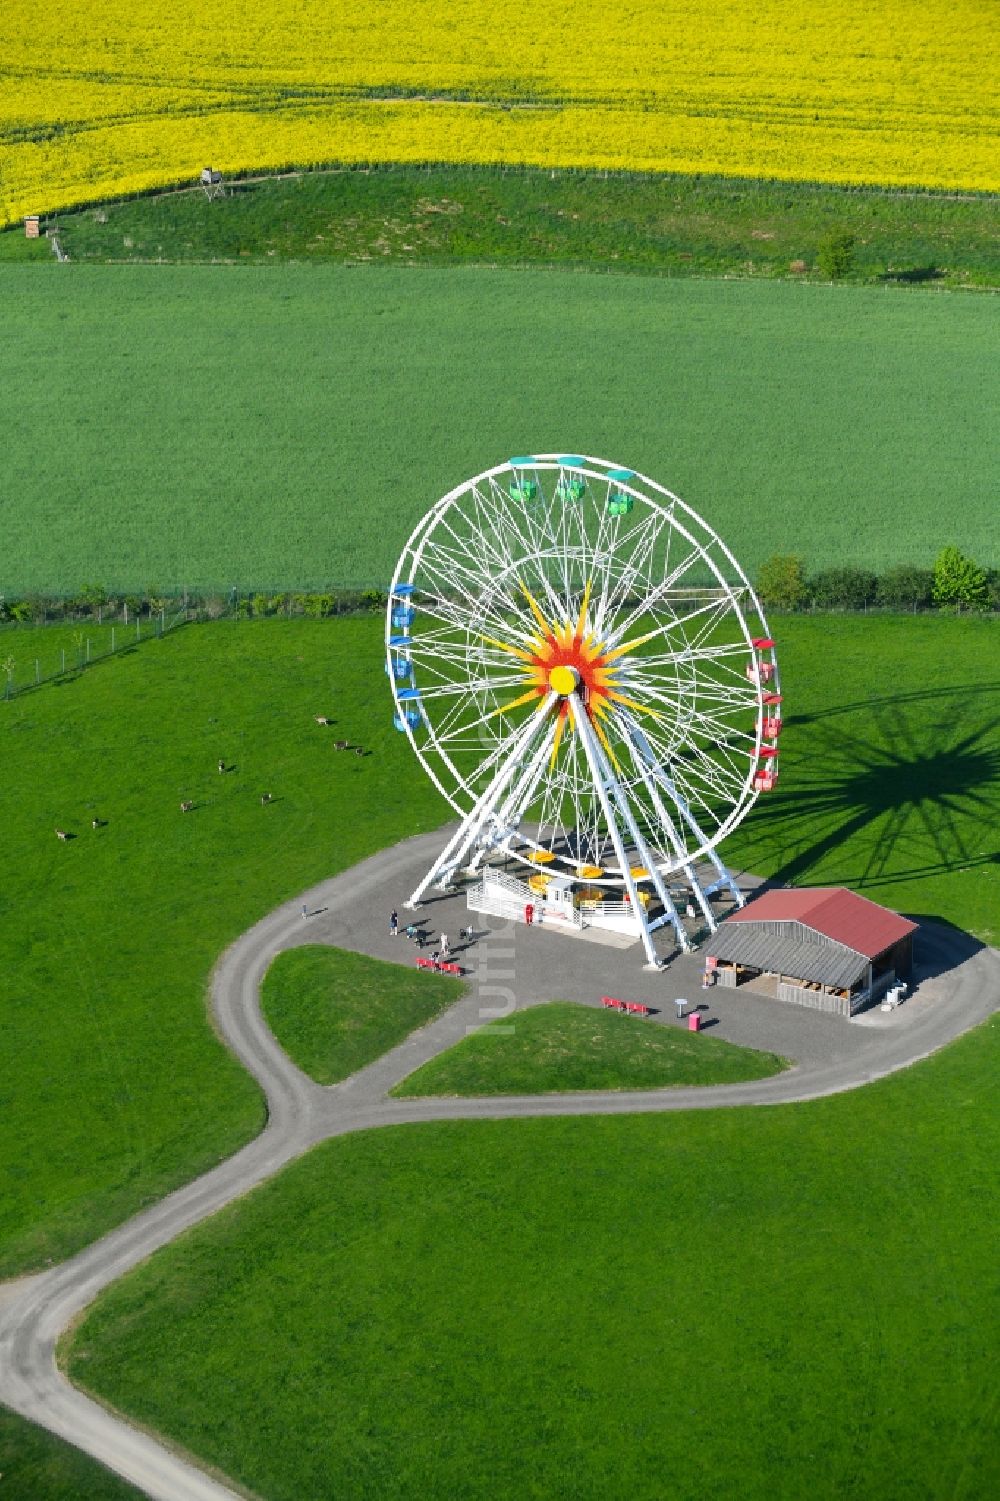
(601, 995, 649, 1017)
(416, 957, 463, 976)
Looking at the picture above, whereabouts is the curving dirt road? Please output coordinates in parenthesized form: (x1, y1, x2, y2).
(1, 830, 997, 1500)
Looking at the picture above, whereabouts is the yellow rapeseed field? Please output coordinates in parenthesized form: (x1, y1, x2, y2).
(1, 1, 996, 224)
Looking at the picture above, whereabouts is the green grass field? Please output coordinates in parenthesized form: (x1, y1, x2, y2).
(0, 617, 442, 1277)
(65, 1015, 999, 1501)
(1, 267, 997, 597)
(392, 1001, 787, 1096)
(723, 614, 1000, 943)
(1, 612, 996, 1285)
(24, 167, 1000, 290)
(262, 946, 461, 1085)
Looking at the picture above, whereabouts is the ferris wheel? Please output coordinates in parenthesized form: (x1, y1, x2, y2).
(386, 455, 781, 965)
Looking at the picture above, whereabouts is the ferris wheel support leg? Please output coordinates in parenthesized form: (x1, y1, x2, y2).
(467, 726, 558, 874)
(579, 720, 690, 955)
(656, 770, 745, 910)
(702, 856, 745, 909)
(405, 696, 557, 908)
(619, 719, 719, 934)
(572, 699, 688, 965)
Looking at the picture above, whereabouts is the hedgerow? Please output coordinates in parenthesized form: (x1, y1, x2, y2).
(756, 550, 1000, 614)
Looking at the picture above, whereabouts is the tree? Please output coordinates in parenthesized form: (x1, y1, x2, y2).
(876, 564, 933, 611)
(985, 569, 1000, 612)
(756, 554, 808, 611)
(817, 230, 856, 281)
(301, 593, 335, 619)
(78, 582, 108, 618)
(932, 546, 988, 611)
(809, 567, 877, 610)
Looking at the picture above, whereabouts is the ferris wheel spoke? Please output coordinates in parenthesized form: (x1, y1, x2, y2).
(469, 479, 543, 575)
(633, 640, 755, 673)
(671, 747, 749, 813)
(667, 593, 737, 652)
(609, 538, 726, 646)
(483, 475, 556, 578)
(619, 720, 728, 858)
(415, 529, 526, 625)
(592, 511, 664, 637)
(429, 491, 548, 610)
(623, 711, 747, 811)
(416, 674, 531, 707)
(415, 578, 544, 659)
(627, 672, 756, 731)
(633, 592, 733, 648)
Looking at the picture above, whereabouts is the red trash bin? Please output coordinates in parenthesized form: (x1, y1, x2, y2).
(688, 1011, 701, 1032)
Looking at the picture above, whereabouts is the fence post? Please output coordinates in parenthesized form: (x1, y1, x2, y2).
(86, 638, 91, 663)
(36, 659, 40, 684)
(111, 626, 116, 653)
(61, 649, 66, 674)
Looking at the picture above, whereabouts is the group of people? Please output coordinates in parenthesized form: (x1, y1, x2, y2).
(390, 909, 447, 949)
(390, 909, 475, 960)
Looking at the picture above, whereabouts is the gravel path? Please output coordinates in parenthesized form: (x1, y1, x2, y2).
(1, 828, 997, 1500)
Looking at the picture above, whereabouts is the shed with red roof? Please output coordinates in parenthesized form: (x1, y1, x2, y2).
(704, 888, 916, 1018)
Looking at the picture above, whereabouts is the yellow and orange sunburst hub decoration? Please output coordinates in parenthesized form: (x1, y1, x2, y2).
(482, 581, 661, 771)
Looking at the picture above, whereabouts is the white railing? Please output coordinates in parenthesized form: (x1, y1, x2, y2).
(467, 870, 583, 929)
(480, 866, 535, 902)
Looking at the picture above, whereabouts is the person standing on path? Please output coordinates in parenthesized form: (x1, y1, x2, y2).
(390, 909, 399, 937)
(301, 904, 308, 920)
(440, 932, 449, 958)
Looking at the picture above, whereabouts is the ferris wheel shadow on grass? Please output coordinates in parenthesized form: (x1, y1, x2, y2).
(735, 682, 1000, 900)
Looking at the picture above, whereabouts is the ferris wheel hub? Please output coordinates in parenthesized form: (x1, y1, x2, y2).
(548, 664, 580, 697)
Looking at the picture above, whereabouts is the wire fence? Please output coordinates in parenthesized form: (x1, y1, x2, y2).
(0, 586, 390, 701)
(0, 601, 196, 700)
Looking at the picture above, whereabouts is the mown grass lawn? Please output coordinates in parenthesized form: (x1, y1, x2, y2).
(392, 1001, 786, 1096)
(0, 616, 443, 1277)
(723, 613, 1000, 945)
(66, 1015, 999, 1501)
(261, 946, 460, 1085)
(1, 613, 997, 1280)
(2, 266, 997, 596)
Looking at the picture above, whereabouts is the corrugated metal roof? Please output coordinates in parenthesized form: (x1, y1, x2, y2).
(707, 926, 868, 990)
(724, 887, 916, 959)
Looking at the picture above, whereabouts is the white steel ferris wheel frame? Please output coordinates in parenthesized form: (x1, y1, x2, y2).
(386, 455, 781, 966)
